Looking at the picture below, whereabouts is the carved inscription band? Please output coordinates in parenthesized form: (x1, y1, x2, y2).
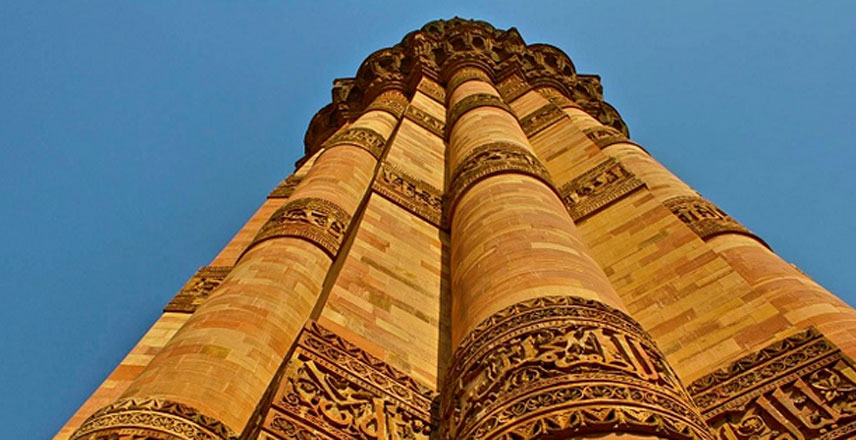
(268, 175, 304, 199)
(373, 162, 443, 227)
(447, 141, 555, 215)
(248, 197, 352, 258)
(417, 79, 446, 104)
(404, 104, 445, 138)
(164, 266, 233, 314)
(261, 321, 434, 440)
(70, 398, 237, 440)
(583, 125, 635, 150)
(519, 103, 566, 137)
(364, 92, 409, 119)
(322, 126, 387, 160)
(688, 327, 856, 440)
(440, 295, 713, 440)
(664, 195, 767, 247)
(496, 75, 532, 102)
(446, 93, 512, 134)
(445, 67, 492, 95)
(559, 157, 646, 221)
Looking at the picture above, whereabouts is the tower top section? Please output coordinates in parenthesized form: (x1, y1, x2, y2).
(304, 17, 628, 155)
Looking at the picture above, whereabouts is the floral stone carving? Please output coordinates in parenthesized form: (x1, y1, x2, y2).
(249, 197, 352, 258)
(164, 266, 233, 314)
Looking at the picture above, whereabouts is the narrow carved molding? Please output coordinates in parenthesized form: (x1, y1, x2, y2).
(496, 75, 531, 102)
(447, 141, 554, 214)
(260, 321, 434, 440)
(440, 296, 713, 440)
(164, 266, 233, 313)
(71, 398, 237, 440)
(558, 157, 645, 221)
(664, 195, 765, 246)
(417, 79, 446, 104)
(404, 105, 445, 138)
(446, 93, 512, 132)
(583, 125, 633, 149)
(268, 175, 303, 199)
(249, 197, 352, 258)
(365, 92, 409, 118)
(446, 67, 491, 94)
(519, 104, 566, 136)
(537, 87, 579, 108)
(689, 327, 856, 439)
(322, 126, 387, 159)
(373, 162, 443, 227)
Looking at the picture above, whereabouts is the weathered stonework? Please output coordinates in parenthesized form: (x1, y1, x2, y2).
(441, 296, 712, 440)
(268, 175, 303, 199)
(249, 197, 352, 258)
(664, 195, 764, 245)
(404, 104, 445, 137)
(322, 127, 387, 159)
(496, 75, 531, 102)
(519, 103, 566, 136)
(258, 322, 434, 440)
(446, 93, 512, 132)
(583, 125, 632, 149)
(373, 162, 443, 227)
(558, 157, 645, 221)
(416, 79, 445, 104)
(164, 266, 233, 313)
(689, 328, 856, 440)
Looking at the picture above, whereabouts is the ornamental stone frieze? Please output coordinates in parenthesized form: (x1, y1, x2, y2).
(257, 321, 434, 440)
(664, 195, 767, 247)
(373, 162, 444, 227)
(404, 105, 445, 138)
(446, 141, 555, 214)
(322, 126, 388, 160)
(519, 103, 566, 136)
(248, 197, 352, 258)
(440, 296, 713, 440)
(689, 328, 856, 440)
(164, 265, 233, 313)
(268, 175, 303, 199)
(445, 93, 512, 133)
(558, 157, 646, 221)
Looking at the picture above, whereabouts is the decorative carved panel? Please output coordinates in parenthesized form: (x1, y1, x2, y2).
(496, 75, 531, 102)
(261, 321, 434, 440)
(71, 398, 237, 440)
(446, 67, 491, 93)
(269, 175, 304, 199)
(582, 125, 632, 149)
(664, 195, 765, 245)
(404, 105, 445, 138)
(689, 328, 856, 440)
(365, 92, 409, 118)
(416, 79, 445, 104)
(558, 157, 645, 221)
(447, 141, 555, 213)
(323, 127, 387, 159)
(250, 198, 352, 258)
(537, 87, 578, 108)
(519, 104, 565, 136)
(164, 266, 233, 314)
(446, 93, 512, 133)
(373, 162, 443, 227)
(440, 296, 713, 440)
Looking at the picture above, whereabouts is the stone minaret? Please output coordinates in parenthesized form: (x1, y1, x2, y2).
(58, 19, 856, 440)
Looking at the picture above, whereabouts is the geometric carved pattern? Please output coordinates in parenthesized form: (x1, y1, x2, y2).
(404, 105, 445, 138)
(440, 296, 713, 440)
(520, 104, 566, 136)
(664, 195, 764, 245)
(164, 266, 232, 314)
(446, 93, 513, 134)
(268, 175, 304, 199)
(558, 157, 645, 221)
(261, 321, 434, 440)
(323, 127, 387, 160)
(688, 328, 856, 440)
(365, 92, 409, 118)
(70, 397, 237, 440)
(496, 75, 531, 103)
(249, 197, 352, 258)
(417, 79, 446, 104)
(446, 67, 492, 95)
(583, 125, 632, 149)
(447, 142, 554, 214)
(537, 87, 577, 108)
(373, 162, 443, 227)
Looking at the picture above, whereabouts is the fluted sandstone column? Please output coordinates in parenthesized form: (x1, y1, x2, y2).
(440, 68, 710, 440)
(69, 91, 405, 440)
(564, 103, 856, 367)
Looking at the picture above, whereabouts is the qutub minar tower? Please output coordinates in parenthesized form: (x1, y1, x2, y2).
(58, 19, 856, 440)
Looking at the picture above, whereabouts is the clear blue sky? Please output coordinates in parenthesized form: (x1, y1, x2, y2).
(1, 2, 854, 438)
